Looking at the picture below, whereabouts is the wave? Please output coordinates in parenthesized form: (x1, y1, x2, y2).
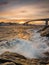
(0, 30, 49, 59)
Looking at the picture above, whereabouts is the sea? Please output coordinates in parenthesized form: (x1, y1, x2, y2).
(0, 25, 49, 59)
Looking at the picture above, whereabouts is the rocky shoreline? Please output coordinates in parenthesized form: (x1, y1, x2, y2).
(0, 26, 49, 65)
(40, 26, 49, 37)
(0, 51, 49, 65)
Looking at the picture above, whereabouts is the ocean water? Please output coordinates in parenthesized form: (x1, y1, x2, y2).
(0, 26, 49, 59)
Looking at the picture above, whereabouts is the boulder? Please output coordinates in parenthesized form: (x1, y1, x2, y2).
(40, 27, 49, 37)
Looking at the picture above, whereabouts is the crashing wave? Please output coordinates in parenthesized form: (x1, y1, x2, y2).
(0, 30, 49, 59)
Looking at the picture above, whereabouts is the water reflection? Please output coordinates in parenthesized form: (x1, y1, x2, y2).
(0, 26, 32, 41)
(16, 29, 31, 40)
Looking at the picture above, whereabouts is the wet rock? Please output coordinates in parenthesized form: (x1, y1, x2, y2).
(0, 51, 29, 65)
(1, 62, 16, 65)
(40, 27, 49, 37)
(0, 51, 49, 65)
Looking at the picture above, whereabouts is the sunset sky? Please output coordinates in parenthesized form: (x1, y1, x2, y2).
(0, 0, 49, 22)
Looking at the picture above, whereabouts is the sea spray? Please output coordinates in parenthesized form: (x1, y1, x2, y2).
(0, 30, 49, 59)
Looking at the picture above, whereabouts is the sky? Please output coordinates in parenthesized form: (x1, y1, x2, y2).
(0, 0, 49, 20)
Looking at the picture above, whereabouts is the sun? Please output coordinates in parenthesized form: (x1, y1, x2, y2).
(19, 21, 24, 24)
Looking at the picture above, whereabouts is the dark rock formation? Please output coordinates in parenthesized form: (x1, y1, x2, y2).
(0, 51, 30, 65)
(1, 62, 16, 65)
(0, 51, 49, 65)
(40, 27, 49, 37)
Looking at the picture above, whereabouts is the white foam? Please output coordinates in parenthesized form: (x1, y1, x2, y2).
(0, 30, 49, 59)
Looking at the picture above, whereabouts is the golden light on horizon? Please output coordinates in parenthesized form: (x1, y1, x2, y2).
(0, 18, 46, 25)
(28, 21, 45, 25)
(19, 21, 24, 24)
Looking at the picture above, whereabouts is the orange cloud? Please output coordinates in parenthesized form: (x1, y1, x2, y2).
(0, 4, 49, 19)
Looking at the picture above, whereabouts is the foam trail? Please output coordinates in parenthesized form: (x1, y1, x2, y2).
(0, 30, 49, 59)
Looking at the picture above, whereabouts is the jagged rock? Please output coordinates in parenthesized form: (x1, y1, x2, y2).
(0, 51, 30, 65)
(0, 51, 49, 65)
(40, 27, 49, 37)
(1, 62, 16, 65)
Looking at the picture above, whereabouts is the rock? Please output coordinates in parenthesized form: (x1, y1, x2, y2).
(40, 27, 49, 37)
(0, 51, 29, 65)
(1, 62, 16, 65)
(0, 51, 49, 65)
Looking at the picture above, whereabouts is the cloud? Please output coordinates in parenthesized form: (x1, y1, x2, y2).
(0, 0, 49, 19)
(20, 10, 27, 13)
(0, 0, 8, 6)
(0, 2, 8, 6)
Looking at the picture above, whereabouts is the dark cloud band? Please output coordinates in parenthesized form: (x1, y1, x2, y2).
(0, 2, 8, 5)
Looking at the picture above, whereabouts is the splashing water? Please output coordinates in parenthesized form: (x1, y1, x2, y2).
(0, 29, 49, 59)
